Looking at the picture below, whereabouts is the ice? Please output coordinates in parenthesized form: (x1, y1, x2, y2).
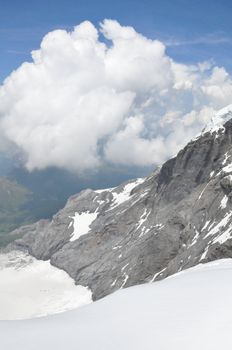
(0, 251, 92, 320)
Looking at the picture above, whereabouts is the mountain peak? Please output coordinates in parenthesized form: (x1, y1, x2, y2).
(203, 104, 232, 134)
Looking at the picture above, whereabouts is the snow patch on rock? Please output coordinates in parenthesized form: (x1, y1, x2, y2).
(70, 211, 98, 241)
(220, 195, 228, 209)
(110, 178, 144, 209)
(205, 211, 232, 238)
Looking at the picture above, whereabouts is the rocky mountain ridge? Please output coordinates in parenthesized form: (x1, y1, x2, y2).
(8, 105, 232, 300)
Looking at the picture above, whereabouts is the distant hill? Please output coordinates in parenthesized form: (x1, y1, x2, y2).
(0, 177, 32, 246)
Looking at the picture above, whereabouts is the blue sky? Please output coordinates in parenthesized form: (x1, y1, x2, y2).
(0, 0, 232, 83)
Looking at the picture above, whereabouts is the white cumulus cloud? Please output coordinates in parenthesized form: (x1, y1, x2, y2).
(0, 19, 232, 173)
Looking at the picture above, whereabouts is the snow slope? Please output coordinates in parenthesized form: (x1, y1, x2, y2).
(0, 251, 92, 320)
(1, 259, 232, 350)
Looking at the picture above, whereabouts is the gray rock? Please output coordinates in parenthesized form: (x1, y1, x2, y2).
(9, 118, 232, 300)
(220, 175, 232, 194)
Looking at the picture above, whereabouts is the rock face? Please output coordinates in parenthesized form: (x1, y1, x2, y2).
(10, 107, 232, 300)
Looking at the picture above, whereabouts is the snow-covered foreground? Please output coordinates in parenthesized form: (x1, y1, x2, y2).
(1, 259, 232, 350)
(0, 251, 92, 320)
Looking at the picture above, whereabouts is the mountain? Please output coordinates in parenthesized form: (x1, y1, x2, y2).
(8, 105, 232, 301)
(0, 177, 32, 246)
(1, 259, 232, 350)
(0, 159, 150, 246)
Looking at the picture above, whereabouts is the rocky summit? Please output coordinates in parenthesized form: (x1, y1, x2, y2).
(8, 105, 232, 300)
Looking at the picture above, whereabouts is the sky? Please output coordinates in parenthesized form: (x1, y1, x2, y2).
(0, 0, 232, 175)
(1, 0, 232, 83)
